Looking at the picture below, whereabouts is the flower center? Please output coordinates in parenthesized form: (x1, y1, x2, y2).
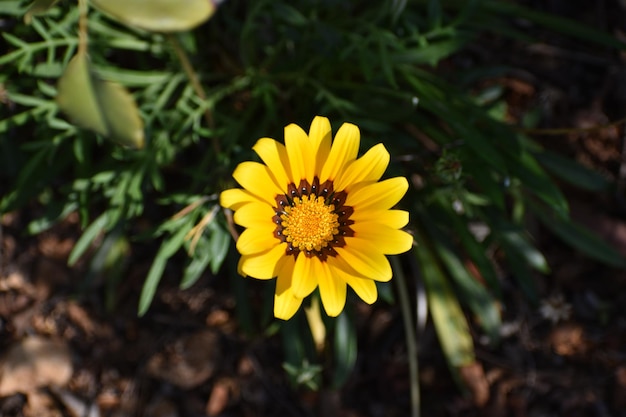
(280, 195, 340, 252)
(274, 177, 354, 260)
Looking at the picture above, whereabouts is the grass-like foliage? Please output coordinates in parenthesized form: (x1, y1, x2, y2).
(1, 0, 625, 406)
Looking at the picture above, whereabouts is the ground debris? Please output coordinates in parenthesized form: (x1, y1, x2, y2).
(0, 335, 72, 397)
(146, 330, 221, 389)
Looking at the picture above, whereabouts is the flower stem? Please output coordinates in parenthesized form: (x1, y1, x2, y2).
(392, 255, 420, 417)
(167, 33, 221, 155)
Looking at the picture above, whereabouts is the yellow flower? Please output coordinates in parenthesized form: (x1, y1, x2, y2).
(220, 116, 413, 320)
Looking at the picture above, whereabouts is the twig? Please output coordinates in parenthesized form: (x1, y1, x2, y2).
(167, 34, 221, 156)
(518, 116, 626, 136)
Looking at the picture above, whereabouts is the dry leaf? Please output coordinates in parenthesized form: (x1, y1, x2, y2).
(0, 335, 73, 396)
(459, 361, 490, 407)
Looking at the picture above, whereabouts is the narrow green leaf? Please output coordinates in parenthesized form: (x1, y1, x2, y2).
(138, 221, 193, 316)
(534, 150, 610, 192)
(390, 0, 407, 23)
(415, 240, 475, 368)
(68, 212, 109, 266)
(482, 0, 626, 50)
(464, 157, 505, 209)
(332, 311, 358, 388)
(281, 313, 321, 389)
(273, 3, 308, 26)
(393, 37, 468, 67)
(27, 201, 78, 235)
(138, 256, 167, 317)
(498, 229, 550, 274)
(378, 35, 398, 89)
(501, 246, 538, 302)
(448, 215, 500, 292)
(427, 0, 442, 29)
(421, 204, 501, 340)
(456, 126, 507, 174)
(507, 149, 569, 216)
(180, 240, 211, 290)
(209, 223, 230, 274)
(530, 203, 626, 269)
(433, 239, 501, 341)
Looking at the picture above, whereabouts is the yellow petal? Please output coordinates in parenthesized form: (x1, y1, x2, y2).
(327, 255, 366, 279)
(351, 223, 414, 255)
(275, 255, 296, 294)
(317, 261, 347, 317)
(236, 226, 277, 255)
(343, 274, 378, 304)
(284, 123, 314, 183)
(237, 255, 247, 276)
(274, 286, 303, 320)
(233, 201, 275, 228)
(220, 188, 261, 210)
(253, 137, 292, 189)
(240, 243, 287, 279)
(319, 122, 360, 183)
(274, 259, 303, 320)
(308, 116, 332, 175)
(291, 254, 319, 299)
(233, 161, 284, 206)
(335, 241, 392, 281)
(346, 177, 408, 211)
(334, 143, 390, 191)
(351, 209, 409, 229)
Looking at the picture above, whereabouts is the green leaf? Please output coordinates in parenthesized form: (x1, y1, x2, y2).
(530, 203, 626, 269)
(390, 0, 407, 23)
(502, 246, 538, 302)
(138, 256, 167, 316)
(272, 3, 308, 26)
(482, 0, 626, 50)
(534, 150, 610, 192)
(23, 0, 59, 24)
(281, 313, 321, 390)
(498, 228, 550, 274)
(138, 221, 193, 316)
(415, 240, 475, 368)
(464, 157, 505, 209)
(393, 37, 468, 67)
(90, 0, 217, 32)
(27, 201, 78, 235)
(507, 149, 569, 216)
(180, 240, 212, 290)
(209, 223, 230, 274)
(332, 311, 358, 388)
(427, 0, 443, 29)
(434, 240, 501, 341)
(421, 204, 501, 340)
(68, 212, 109, 266)
(56, 52, 145, 149)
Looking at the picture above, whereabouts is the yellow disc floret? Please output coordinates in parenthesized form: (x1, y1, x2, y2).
(281, 195, 340, 252)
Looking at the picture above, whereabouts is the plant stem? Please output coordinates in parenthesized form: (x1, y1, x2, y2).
(392, 255, 420, 417)
(77, 0, 88, 55)
(167, 34, 221, 155)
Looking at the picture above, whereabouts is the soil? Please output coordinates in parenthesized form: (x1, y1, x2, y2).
(2, 2, 626, 417)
